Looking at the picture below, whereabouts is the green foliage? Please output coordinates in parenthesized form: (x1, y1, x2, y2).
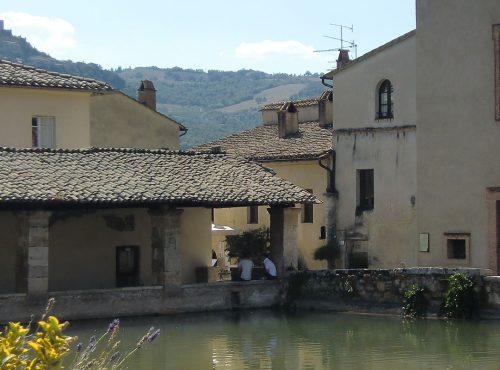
(0, 299, 160, 369)
(225, 228, 270, 262)
(440, 273, 477, 319)
(313, 243, 339, 269)
(402, 284, 428, 318)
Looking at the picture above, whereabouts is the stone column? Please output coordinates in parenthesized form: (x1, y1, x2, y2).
(16, 211, 51, 297)
(149, 206, 183, 287)
(268, 206, 300, 276)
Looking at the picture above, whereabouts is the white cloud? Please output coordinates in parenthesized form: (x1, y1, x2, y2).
(234, 40, 321, 60)
(0, 12, 76, 58)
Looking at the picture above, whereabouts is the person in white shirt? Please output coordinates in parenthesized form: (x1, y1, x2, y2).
(262, 255, 277, 280)
(237, 258, 254, 281)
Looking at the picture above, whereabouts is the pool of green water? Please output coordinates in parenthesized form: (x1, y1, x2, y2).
(66, 310, 500, 369)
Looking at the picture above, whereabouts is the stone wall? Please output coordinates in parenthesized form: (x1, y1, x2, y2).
(287, 268, 500, 315)
(0, 281, 282, 323)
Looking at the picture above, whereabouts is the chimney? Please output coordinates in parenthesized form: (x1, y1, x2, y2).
(336, 49, 350, 69)
(277, 102, 299, 138)
(138, 80, 156, 111)
(318, 90, 333, 127)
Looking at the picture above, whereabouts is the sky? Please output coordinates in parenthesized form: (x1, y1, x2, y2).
(0, 1, 415, 74)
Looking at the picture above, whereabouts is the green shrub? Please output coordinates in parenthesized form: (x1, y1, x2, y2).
(402, 284, 428, 318)
(313, 243, 339, 268)
(440, 272, 477, 319)
(225, 228, 270, 262)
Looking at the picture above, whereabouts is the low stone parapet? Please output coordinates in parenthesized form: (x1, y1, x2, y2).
(0, 281, 283, 323)
(287, 268, 497, 315)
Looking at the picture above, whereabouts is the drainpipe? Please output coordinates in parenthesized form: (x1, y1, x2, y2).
(318, 149, 337, 195)
(321, 77, 333, 89)
(179, 128, 188, 138)
(319, 149, 341, 268)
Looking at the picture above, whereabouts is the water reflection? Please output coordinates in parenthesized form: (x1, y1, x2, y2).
(67, 310, 500, 369)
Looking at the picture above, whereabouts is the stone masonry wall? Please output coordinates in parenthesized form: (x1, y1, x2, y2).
(288, 268, 500, 314)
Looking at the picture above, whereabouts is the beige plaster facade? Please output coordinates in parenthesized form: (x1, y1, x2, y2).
(416, 0, 500, 270)
(90, 91, 181, 150)
(331, 33, 417, 268)
(0, 83, 182, 150)
(215, 160, 329, 269)
(0, 87, 91, 148)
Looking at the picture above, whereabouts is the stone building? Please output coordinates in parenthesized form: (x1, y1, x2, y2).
(0, 147, 317, 321)
(0, 59, 185, 150)
(196, 92, 334, 269)
(322, 32, 417, 268)
(323, 0, 500, 271)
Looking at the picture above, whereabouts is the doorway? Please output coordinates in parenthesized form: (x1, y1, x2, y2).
(116, 246, 140, 287)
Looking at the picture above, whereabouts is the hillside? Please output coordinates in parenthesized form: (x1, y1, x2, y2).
(0, 28, 327, 148)
(118, 67, 326, 148)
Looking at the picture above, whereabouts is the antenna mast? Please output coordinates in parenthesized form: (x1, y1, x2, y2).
(314, 23, 357, 59)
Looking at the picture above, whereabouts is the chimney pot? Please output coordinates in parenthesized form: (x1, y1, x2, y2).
(336, 49, 350, 69)
(138, 80, 156, 111)
(277, 101, 299, 138)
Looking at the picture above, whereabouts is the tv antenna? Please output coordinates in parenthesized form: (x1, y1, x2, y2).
(314, 23, 357, 59)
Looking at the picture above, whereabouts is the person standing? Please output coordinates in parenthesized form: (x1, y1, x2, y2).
(262, 254, 277, 280)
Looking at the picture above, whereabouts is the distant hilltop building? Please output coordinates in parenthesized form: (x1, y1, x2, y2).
(0, 20, 12, 35)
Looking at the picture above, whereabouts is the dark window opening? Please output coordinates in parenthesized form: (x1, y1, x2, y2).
(447, 239, 466, 259)
(319, 226, 326, 240)
(377, 79, 393, 119)
(247, 205, 258, 224)
(358, 169, 374, 211)
(301, 189, 314, 223)
(116, 246, 140, 287)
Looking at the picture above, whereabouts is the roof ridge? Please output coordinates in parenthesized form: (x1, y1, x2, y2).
(0, 146, 232, 156)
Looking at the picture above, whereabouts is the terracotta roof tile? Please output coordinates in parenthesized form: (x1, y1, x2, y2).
(0, 147, 318, 207)
(0, 60, 113, 91)
(195, 122, 332, 161)
(261, 97, 319, 111)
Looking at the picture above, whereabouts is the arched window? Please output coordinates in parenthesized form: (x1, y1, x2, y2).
(377, 79, 393, 119)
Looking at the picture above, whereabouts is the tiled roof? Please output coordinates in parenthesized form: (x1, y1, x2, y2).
(0, 147, 318, 207)
(195, 122, 332, 161)
(261, 97, 319, 111)
(0, 60, 113, 91)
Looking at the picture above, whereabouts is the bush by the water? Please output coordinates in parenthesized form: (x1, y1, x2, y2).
(402, 284, 428, 318)
(440, 272, 477, 319)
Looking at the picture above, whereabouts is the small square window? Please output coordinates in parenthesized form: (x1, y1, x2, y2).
(444, 233, 470, 264)
(247, 205, 258, 224)
(447, 239, 466, 259)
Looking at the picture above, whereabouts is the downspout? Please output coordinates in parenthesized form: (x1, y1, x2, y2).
(318, 149, 337, 195)
(321, 77, 333, 89)
(179, 127, 188, 138)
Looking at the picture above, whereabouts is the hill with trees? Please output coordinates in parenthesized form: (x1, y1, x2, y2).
(0, 28, 328, 148)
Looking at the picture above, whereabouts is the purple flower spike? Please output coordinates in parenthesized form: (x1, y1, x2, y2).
(147, 329, 161, 343)
(76, 342, 83, 352)
(107, 319, 120, 333)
